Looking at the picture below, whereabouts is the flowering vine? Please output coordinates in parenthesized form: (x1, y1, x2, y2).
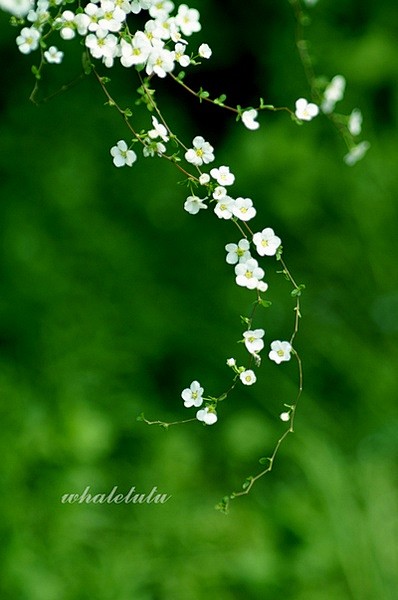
(1, 0, 369, 512)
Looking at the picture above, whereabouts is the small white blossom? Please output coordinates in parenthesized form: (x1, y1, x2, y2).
(16, 26, 40, 54)
(321, 75, 346, 114)
(210, 165, 235, 186)
(184, 195, 207, 215)
(235, 258, 266, 290)
(295, 98, 319, 121)
(214, 196, 235, 220)
(343, 141, 370, 166)
(174, 42, 190, 66)
(225, 239, 251, 265)
(58, 10, 76, 40)
(148, 116, 169, 142)
(142, 138, 166, 157)
(232, 197, 256, 221)
(175, 3, 201, 36)
(348, 108, 362, 136)
(253, 227, 281, 257)
(110, 140, 137, 167)
(239, 369, 257, 386)
(185, 136, 215, 166)
(98, 1, 126, 32)
(120, 31, 152, 67)
(226, 358, 236, 367)
(146, 41, 175, 78)
(44, 46, 64, 64)
(269, 340, 292, 364)
(198, 43, 212, 59)
(149, 0, 174, 19)
(243, 329, 265, 355)
(196, 406, 217, 425)
(0, 0, 33, 17)
(242, 109, 259, 130)
(181, 380, 204, 408)
(199, 173, 210, 185)
(212, 186, 227, 200)
(280, 412, 291, 422)
(85, 30, 118, 60)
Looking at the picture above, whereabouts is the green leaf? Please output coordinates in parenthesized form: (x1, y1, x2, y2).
(259, 298, 272, 308)
(291, 283, 306, 297)
(31, 65, 41, 80)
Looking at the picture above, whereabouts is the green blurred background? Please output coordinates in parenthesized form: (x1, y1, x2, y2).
(1, 0, 397, 598)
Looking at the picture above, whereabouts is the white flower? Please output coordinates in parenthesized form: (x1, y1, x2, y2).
(149, 0, 174, 19)
(98, 1, 126, 32)
(232, 197, 256, 221)
(181, 380, 204, 408)
(214, 196, 235, 220)
(185, 136, 215, 166)
(198, 43, 211, 59)
(174, 42, 190, 67)
(142, 138, 166, 157)
(243, 329, 265, 355)
(321, 75, 346, 114)
(295, 98, 319, 121)
(148, 116, 169, 142)
(198, 173, 210, 185)
(280, 412, 290, 422)
(210, 165, 235, 186)
(269, 340, 292, 364)
(16, 26, 40, 54)
(44, 46, 63, 64)
(82, 3, 103, 33)
(175, 3, 201, 37)
(146, 42, 175, 78)
(343, 141, 370, 166)
(120, 32, 152, 67)
(212, 186, 227, 200)
(0, 0, 33, 17)
(27, 1, 50, 28)
(239, 369, 257, 386)
(110, 140, 137, 167)
(303, 0, 319, 5)
(184, 195, 207, 215)
(85, 30, 118, 60)
(253, 227, 281, 257)
(58, 10, 76, 40)
(242, 109, 259, 131)
(226, 358, 236, 367)
(225, 239, 251, 265)
(348, 108, 362, 136)
(196, 406, 217, 425)
(235, 258, 266, 290)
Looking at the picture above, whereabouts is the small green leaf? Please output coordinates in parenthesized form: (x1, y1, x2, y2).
(242, 476, 253, 490)
(259, 298, 272, 308)
(31, 65, 41, 80)
(291, 283, 306, 297)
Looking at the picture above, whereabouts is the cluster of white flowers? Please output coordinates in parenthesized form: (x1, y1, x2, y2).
(223, 227, 280, 292)
(12, 0, 212, 78)
(181, 380, 217, 425)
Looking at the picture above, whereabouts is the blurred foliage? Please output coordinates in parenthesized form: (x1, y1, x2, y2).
(0, 0, 398, 599)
